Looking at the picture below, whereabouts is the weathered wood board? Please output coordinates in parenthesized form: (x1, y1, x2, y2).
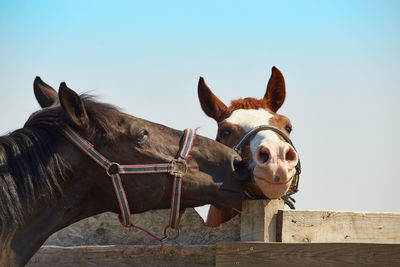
(216, 242, 400, 267)
(240, 200, 284, 242)
(277, 210, 400, 243)
(27, 203, 400, 266)
(28, 245, 216, 267)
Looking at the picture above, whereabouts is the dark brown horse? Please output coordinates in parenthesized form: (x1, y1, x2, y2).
(198, 66, 299, 227)
(0, 78, 250, 266)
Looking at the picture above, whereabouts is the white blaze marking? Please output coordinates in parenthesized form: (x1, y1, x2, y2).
(226, 109, 281, 156)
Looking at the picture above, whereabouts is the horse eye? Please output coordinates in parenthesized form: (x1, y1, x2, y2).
(285, 125, 292, 133)
(136, 129, 148, 143)
(220, 129, 231, 139)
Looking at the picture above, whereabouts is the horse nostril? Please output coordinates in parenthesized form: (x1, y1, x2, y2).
(233, 157, 251, 182)
(285, 146, 297, 163)
(258, 150, 270, 164)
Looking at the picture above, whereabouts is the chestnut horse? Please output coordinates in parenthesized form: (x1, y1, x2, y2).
(0, 78, 251, 266)
(198, 66, 299, 227)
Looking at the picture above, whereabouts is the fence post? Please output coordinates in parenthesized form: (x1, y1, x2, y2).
(240, 199, 284, 242)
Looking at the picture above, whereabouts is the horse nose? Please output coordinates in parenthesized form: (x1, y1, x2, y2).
(255, 143, 298, 168)
(232, 156, 252, 182)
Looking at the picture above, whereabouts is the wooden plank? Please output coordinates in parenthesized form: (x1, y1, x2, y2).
(240, 200, 284, 242)
(277, 210, 400, 243)
(27, 245, 216, 267)
(216, 242, 400, 267)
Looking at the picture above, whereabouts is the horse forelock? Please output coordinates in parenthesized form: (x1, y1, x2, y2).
(228, 97, 272, 113)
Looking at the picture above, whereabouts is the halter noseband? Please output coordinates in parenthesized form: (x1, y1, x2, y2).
(233, 125, 301, 208)
(62, 127, 196, 242)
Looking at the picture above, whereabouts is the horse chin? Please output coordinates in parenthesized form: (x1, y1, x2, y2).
(253, 175, 292, 199)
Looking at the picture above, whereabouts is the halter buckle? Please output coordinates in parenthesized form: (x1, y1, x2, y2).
(169, 159, 187, 175)
(233, 146, 242, 155)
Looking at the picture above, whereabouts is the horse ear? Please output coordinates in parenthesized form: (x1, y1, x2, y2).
(264, 66, 286, 112)
(33, 76, 58, 108)
(198, 77, 228, 122)
(58, 82, 89, 127)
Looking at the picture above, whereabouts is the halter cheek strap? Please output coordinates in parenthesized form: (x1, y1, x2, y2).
(168, 129, 196, 229)
(62, 127, 196, 242)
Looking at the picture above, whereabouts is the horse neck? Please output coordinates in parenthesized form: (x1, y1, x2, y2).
(1, 170, 105, 266)
(0, 132, 104, 266)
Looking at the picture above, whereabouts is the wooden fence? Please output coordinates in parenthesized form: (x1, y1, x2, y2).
(29, 200, 400, 266)
(218, 200, 400, 266)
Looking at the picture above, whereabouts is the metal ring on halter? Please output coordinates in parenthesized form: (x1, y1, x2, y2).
(106, 162, 120, 176)
(162, 225, 180, 241)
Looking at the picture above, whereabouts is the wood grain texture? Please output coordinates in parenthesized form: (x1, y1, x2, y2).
(277, 210, 400, 243)
(27, 245, 216, 267)
(240, 200, 284, 242)
(216, 242, 400, 267)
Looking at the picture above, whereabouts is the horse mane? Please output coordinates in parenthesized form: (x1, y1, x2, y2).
(0, 94, 122, 228)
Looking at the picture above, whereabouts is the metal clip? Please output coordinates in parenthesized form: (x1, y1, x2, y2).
(169, 159, 188, 175)
(162, 225, 180, 241)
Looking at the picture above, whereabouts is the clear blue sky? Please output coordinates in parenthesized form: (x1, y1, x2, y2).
(1, 1, 399, 218)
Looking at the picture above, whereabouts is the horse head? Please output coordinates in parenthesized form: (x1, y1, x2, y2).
(198, 67, 299, 226)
